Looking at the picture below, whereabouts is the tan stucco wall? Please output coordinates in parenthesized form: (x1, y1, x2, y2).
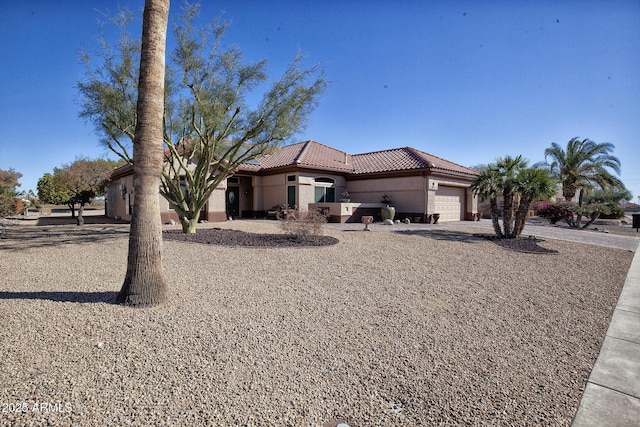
(106, 175, 134, 221)
(259, 174, 288, 209)
(347, 176, 427, 214)
(106, 167, 476, 223)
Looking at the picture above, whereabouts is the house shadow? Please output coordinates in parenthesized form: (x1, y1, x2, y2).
(0, 291, 119, 304)
(395, 229, 485, 244)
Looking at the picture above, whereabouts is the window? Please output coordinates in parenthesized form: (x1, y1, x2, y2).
(227, 177, 239, 184)
(315, 177, 334, 183)
(287, 175, 296, 182)
(314, 187, 335, 203)
(314, 177, 336, 203)
(287, 186, 296, 207)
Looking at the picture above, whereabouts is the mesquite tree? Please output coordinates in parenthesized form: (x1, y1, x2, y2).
(78, 3, 326, 233)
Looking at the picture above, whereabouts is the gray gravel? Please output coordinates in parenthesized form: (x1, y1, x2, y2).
(0, 220, 634, 426)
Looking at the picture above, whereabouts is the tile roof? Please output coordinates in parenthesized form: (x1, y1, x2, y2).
(243, 140, 354, 172)
(351, 146, 477, 176)
(243, 141, 477, 176)
(114, 140, 477, 178)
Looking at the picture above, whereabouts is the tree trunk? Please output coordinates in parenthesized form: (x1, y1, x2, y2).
(76, 203, 85, 226)
(502, 184, 514, 237)
(180, 213, 200, 234)
(563, 182, 577, 202)
(489, 198, 503, 238)
(575, 188, 584, 228)
(512, 197, 532, 238)
(117, 0, 170, 307)
(68, 203, 76, 218)
(581, 211, 601, 229)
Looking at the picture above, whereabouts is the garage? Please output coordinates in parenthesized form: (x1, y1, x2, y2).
(434, 186, 465, 222)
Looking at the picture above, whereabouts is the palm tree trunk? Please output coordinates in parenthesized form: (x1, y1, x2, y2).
(489, 198, 503, 238)
(502, 184, 514, 237)
(117, 0, 170, 307)
(563, 182, 577, 202)
(512, 197, 532, 237)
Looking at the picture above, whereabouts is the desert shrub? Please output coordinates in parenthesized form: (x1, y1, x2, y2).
(532, 200, 616, 229)
(477, 199, 491, 219)
(281, 208, 328, 240)
(532, 200, 566, 224)
(598, 202, 625, 219)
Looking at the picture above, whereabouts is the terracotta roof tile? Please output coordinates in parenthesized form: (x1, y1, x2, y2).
(350, 146, 477, 176)
(240, 141, 477, 176)
(405, 147, 478, 175)
(249, 140, 354, 172)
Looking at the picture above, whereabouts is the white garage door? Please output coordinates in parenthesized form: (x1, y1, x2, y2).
(434, 186, 465, 222)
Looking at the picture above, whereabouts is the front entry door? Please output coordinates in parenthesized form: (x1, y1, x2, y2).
(226, 187, 239, 219)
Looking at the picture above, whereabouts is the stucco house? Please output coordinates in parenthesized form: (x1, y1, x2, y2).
(105, 140, 479, 223)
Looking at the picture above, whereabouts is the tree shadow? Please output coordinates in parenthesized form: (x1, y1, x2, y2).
(35, 215, 129, 226)
(395, 229, 559, 254)
(0, 226, 129, 251)
(0, 291, 118, 304)
(485, 236, 560, 254)
(394, 229, 485, 244)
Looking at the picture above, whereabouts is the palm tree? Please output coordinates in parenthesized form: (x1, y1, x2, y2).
(495, 155, 528, 237)
(544, 137, 624, 205)
(117, 0, 170, 307)
(471, 167, 504, 238)
(471, 156, 555, 239)
(512, 168, 556, 237)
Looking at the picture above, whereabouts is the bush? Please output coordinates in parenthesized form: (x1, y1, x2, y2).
(532, 200, 566, 224)
(598, 202, 625, 219)
(0, 189, 17, 218)
(281, 208, 328, 240)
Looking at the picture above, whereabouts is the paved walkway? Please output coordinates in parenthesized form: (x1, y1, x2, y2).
(571, 245, 640, 426)
(325, 220, 640, 425)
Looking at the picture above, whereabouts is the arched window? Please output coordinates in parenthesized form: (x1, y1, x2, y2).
(314, 177, 335, 203)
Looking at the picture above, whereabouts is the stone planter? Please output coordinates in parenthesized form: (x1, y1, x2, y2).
(361, 215, 373, 231)
(381, 205, 395, 221)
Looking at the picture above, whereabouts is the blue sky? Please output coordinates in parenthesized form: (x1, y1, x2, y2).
(1, 1, 639, 201)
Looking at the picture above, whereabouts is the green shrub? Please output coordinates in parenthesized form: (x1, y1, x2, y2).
(0, 189, 17, 218)
(598, 202, 625, 219)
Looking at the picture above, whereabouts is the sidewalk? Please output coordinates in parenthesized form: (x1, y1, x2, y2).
(571, 245, 640, 426)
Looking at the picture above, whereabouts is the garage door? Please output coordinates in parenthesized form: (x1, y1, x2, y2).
(434, 186, 465, 222)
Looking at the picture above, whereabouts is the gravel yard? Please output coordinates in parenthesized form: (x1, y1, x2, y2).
(0, 219, 634, 426)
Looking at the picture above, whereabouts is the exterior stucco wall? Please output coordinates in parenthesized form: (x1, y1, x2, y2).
(105, 162, 477, 224)
(106, 174, 134, 221)
(347, 176, 427, 215)
(260, 173, 288, 210)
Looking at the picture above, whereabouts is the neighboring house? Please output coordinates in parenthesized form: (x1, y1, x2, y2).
(105, 140, 479, 223)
